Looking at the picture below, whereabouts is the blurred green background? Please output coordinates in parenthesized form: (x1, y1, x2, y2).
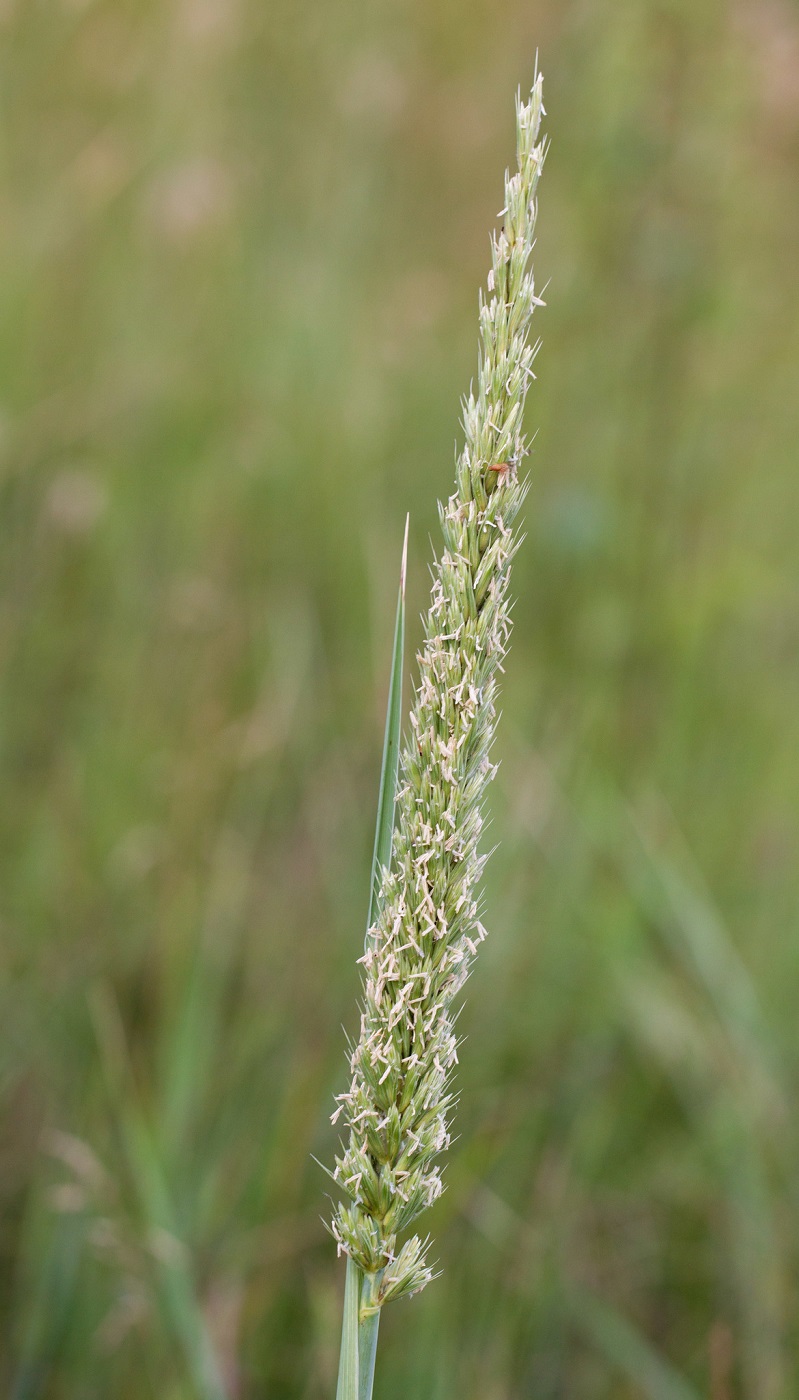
(2, 0, 798, 1395)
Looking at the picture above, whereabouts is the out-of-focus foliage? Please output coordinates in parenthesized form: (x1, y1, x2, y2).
(1, 0, 798, 1395)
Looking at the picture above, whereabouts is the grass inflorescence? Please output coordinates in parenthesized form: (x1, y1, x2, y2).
(329, 73, 547, 1318)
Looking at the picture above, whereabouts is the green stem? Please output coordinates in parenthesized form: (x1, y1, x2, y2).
(335, 1257, 361, 1400)
(357, 1271, 382, 1400)
(335, 1259, 382, 1400)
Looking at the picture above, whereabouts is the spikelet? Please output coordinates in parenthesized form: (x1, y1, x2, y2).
(330, 73, 547, 1305)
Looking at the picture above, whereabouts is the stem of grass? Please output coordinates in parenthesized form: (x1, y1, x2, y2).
(357, 1271, 382, 1400)
(335, 1257, 361, 1400)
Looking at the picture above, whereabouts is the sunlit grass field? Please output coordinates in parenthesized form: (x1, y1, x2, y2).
(2, 0, 799, 1395)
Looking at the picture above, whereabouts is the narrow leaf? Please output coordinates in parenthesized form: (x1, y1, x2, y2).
(571, 1288, 701, 1400)
(335, 1256, 361, 1400)
(89, 984, 227, 1400)
(366, 515, 408, 939)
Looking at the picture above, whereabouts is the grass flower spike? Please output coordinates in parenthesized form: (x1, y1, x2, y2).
(331, 70, 546, 1395)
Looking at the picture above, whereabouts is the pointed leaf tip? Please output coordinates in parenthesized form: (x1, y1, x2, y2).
(400, 514, 409, 595)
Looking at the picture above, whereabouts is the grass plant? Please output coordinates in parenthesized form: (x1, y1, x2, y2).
(330, 73, 546, 1399)
(3, 2, 799, 1395)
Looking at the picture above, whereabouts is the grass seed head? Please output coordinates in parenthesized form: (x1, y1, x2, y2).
(330, 72, 546, 1302)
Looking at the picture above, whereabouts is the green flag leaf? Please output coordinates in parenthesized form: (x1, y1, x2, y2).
(366, 515, 408, 941)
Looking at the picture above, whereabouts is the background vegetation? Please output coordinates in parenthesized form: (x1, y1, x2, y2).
(2, 0, 798, 1395)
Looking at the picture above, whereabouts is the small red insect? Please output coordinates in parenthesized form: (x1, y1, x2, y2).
(485, 461, 511, 496)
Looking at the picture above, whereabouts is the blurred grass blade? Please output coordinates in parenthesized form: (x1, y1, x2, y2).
(89, 983, 227, 1400)
(571, 1289, 701, 1400)
(335, 1256, 361, 1400)
(10, 1213, 85, 1400)
(365, 514, 408, 939)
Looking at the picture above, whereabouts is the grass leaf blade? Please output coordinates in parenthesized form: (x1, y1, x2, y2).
(571, 1288, 701, 1400)
(366, 515, 408, 939)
